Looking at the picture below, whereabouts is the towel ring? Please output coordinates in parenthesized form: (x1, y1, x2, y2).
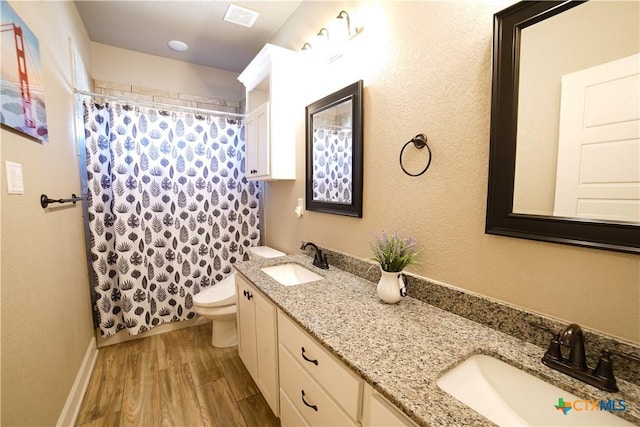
(399, 134, 431, 177)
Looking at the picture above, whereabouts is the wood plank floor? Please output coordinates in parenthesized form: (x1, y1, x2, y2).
(76, 323, 280, 427)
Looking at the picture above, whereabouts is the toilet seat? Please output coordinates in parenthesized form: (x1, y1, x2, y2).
(193, 274, 236, 307)
(194, 303, 236, 320)
(192, 246, 284, 348)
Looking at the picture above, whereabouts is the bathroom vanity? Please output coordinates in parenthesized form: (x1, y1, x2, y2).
(235, 269, 416, 426)
(234, 255, 640, 426)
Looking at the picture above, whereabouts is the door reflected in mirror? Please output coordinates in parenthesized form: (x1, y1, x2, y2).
(305, 80, 363, 217)
(513, 0, 639, 224)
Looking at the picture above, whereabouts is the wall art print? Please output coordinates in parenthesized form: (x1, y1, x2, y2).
(0, 0, 48, 142)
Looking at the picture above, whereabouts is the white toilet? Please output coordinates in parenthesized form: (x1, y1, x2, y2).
(193, 246, 285, 347)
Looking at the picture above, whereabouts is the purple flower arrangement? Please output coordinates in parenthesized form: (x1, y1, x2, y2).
(369, 230, 420, 272)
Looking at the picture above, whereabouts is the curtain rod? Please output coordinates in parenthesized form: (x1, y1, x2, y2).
(74, 89, 246, 119)
(315, 124, 352, 130)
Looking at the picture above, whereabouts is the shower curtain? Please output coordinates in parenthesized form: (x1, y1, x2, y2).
(83, 99, 260, 336)
(312, 127, 352, 203)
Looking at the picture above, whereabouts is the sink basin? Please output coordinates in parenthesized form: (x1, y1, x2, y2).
(436, 354, 632, 426)
(261, 263, 324, 286)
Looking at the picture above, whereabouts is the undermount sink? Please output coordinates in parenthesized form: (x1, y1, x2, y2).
(436, 354, 632, 426)
(261, 263, 324, 286)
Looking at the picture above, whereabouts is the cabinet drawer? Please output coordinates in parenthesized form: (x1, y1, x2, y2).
(280, 346, 357, 427)
(277, 312, 362, 420)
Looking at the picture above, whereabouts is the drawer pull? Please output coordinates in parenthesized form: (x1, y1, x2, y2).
(301, 347, 319, 365)
(301, 390, 318, 411)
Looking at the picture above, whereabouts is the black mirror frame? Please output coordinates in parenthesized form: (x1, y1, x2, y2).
(305, 80, 363, 218)
(485, 0, 639, 255)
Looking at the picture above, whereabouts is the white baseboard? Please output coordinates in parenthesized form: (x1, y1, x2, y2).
(57, 336, 99, 427)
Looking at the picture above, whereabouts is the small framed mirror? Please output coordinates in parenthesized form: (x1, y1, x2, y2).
(305, 80, 363, 217)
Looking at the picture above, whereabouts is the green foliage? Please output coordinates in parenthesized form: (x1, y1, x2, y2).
(369, 230, 420, 272)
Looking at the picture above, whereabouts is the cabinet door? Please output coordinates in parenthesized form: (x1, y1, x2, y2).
(254, 290, 279, 416)
(236, 277, 257, 378)
(245, 102, 270, 179)
(362, 383, 418, 427)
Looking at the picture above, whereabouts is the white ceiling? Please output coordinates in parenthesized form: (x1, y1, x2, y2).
(74, 1, 303, 73)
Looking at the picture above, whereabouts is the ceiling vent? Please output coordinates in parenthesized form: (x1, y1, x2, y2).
(224, 3, 259, 28)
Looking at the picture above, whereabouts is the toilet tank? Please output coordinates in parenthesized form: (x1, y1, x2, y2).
(248, 246, 286, 259)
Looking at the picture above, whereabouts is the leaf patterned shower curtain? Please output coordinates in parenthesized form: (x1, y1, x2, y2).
(312, 127, 353, 203)
(83, 99, 260, 337)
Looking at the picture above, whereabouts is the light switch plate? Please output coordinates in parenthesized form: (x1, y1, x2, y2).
(5, 161, 24, 194)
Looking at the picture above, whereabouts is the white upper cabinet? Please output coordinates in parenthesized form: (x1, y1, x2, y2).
(238, 44, 303, 181)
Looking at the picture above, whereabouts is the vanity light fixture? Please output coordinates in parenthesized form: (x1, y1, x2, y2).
(299, 9, 363, 60)
(317, 27, 330, 39)
(224, 3, 259, 28)
(311, 27, 331, 59)
(335, 10, 363, 41)
(336, 10, 352, 37)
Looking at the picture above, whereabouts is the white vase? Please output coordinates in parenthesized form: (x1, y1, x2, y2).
(376, 268, 407, 304)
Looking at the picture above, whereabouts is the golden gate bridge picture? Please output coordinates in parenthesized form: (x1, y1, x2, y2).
(1, 0, 48, 142)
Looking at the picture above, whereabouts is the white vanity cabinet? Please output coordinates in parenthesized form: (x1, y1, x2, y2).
(238, 43, 303, 181)
(235, 275, 279, 416)
(361, 383, 419, 427)
(277, 311, 363, 427)
(235, 274, 418, 426)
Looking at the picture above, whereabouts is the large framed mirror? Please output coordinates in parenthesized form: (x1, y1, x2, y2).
(305, 80, 363, 217)
(486, 0, 639, 254)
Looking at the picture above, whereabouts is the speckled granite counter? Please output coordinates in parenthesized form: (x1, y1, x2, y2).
(234, 254, 640, 426)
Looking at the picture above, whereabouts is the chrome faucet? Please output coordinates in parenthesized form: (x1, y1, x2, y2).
(300, 242, 329, 269)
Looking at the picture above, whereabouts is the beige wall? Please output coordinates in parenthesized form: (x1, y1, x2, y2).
(1, 1, 94, 425)
(91, 42, 244, 103)
(266, 1, 640, 344)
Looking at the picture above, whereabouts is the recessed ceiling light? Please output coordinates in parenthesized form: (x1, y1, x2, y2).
(224, 3, 259, 28)
(168, 40, 188, 52)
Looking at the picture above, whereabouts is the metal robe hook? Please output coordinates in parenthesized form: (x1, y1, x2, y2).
(399, 133, 431, 177)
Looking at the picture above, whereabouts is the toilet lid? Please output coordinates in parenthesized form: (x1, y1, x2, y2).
(249, 246, 286, 259)
(193, 275, 235, 307)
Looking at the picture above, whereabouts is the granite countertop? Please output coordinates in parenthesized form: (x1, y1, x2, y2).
(234, 254, 640, 426)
